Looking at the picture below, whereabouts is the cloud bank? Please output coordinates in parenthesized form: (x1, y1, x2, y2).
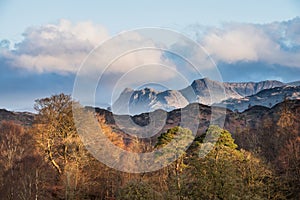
(200, 17, 300, 68)
(0, 19, 177, 80)
(1, 19, 109, 73)
(1, 17, 300, 78)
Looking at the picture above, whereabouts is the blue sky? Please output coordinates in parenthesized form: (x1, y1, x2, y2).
(0, 0, 300, 111)
(0, 0, 299, 39)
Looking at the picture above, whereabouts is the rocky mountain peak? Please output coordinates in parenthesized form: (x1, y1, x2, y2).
(113, 78, 299, 115)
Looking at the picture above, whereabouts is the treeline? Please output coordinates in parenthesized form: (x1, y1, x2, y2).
(0, 93, 299, 199)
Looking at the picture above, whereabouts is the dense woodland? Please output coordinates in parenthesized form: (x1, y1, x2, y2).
(0, 93, 299, 199)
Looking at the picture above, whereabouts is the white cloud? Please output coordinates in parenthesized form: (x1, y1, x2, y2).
(2, 17, 300, 78)
(81, 31, 176, 74)
(1, 19, 179, 83)
(2, 19, 109, 73)
(202, 24, 274, 62)
(198, 19, 300, 68)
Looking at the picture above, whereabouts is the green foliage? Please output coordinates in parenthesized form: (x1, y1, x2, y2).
(155, 126, 194, 199)
(155, 126, 194, 162)
(182, 125, 281, 199)
(156, 126, 192, 147)
(206, 125, 238, 149)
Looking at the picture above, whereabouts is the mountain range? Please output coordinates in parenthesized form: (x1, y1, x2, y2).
(1, 97, 299, 172)
(216, 85, 300, 111)
(113, 78, 300, 114)
(0, 109, 34, 125)
(92, 99, 300, 148)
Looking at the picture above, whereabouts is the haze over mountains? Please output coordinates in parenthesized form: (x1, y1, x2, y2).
(113, 78, 300, 114)
(216, 85, 300, 111)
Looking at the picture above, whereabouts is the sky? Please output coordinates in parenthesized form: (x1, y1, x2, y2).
(0, 0, 300, 111)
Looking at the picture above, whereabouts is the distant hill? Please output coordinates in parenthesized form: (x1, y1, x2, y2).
(113, 88, 189, 115)
(288, 80, 300, 86)
(1, 99, 298, 172)
(215, 85, 300, 111)
(0, 109, 34, 125)
(113, 78, 290, 114)
(91, 99, 300, 170)
(93, 99, 300, 143)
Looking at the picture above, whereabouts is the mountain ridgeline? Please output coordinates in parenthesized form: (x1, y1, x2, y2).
(113, 78, 299, 114)
(0, 109, 34, 125)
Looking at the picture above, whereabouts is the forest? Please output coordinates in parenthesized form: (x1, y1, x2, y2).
(0, 93, 299, 200)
